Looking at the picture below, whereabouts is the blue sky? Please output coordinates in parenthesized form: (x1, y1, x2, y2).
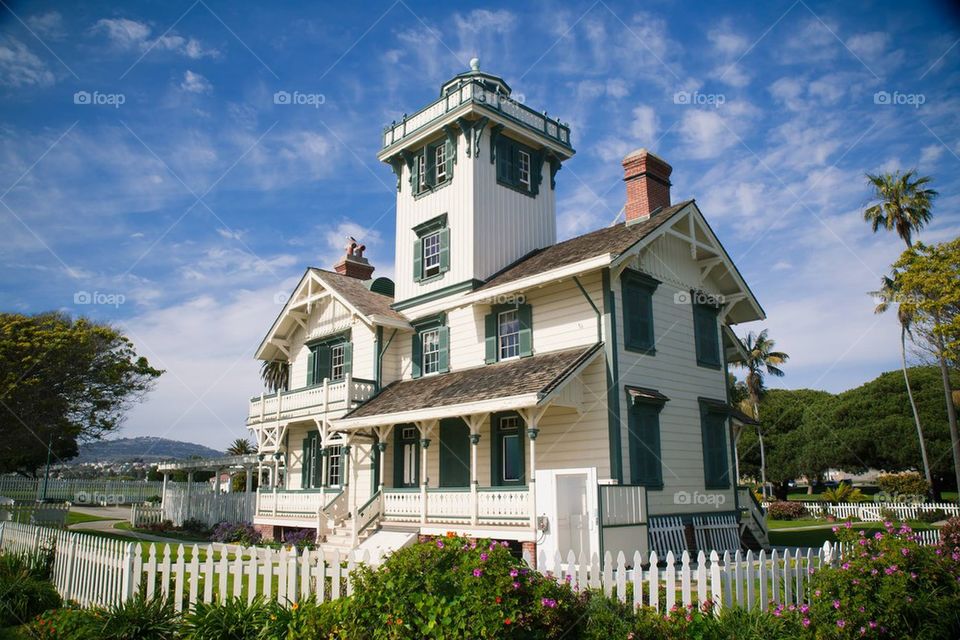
(1, 0, 958, 449)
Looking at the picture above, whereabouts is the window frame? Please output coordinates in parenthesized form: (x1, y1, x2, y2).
(491, 412, 525, 486)
(412, 214, 450, 284)
(435, 144, 447, 183)
(485, 303, 533, 364)
(492, 132, 542, 197)
(497, 309, 521, 360)
(329, 343, 345, 381)
(421, 230, 442, 279)
(325, 444, 343, 488)
(411, 314, 449, 379)
(305, 331, 352, 387)
(517, 149, 531, 187)
(420, 327, 441, 376)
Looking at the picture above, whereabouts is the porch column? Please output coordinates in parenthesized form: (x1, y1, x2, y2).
(420, 437, 431, 525)
(160, 472, 169, 511)
(244, 466, 252, 493)
(320, 447, 329, 490)
(186, 471, 193, 525)
(346, 442, 359, 547)
(376, 441, 388, 493)
(527, 423, 540, 532)
(470, 433, 480, 526)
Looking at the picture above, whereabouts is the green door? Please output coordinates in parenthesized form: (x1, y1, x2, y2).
(439, 418, 470, 487)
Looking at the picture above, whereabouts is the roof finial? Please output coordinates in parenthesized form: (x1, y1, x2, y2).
(469, 57, 480, 72)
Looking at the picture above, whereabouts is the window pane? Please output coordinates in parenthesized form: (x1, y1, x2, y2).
(417, 154, 425, 188)
(422, 232, 441, 278)
(403, 443, 417, 485)
(518, 150, 530, 187)
(421, 328, 440, 375)
(330, 344, 344, 380)
(498, 310, 520, 360)
(436, 145, 446, 181)
(327, 445, 342, 486)
(503, 434, 521, 482)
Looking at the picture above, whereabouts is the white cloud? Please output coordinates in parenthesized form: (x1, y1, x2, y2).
(26, 11, 65, 39)
(629, 105, 658, 141)
(0, 37, 55, 87)
(180, 69, 211, 93)
(919, 144, 944, 167)
(93, 18, 218, 59)
(846, 32, 889, 58)
(707, 24, 748, 57)
(678, 110, 737, 159)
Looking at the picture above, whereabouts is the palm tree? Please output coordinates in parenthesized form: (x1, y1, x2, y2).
(863, 171, 937, 498)
(863, 170, 937, 248)
(226, 438, 255, 455)
(735, 330, 789, 499)
(870, 274, 933, 495)
(260, 360, 290, 393)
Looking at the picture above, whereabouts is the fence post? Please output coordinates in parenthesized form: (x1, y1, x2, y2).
(63, 534, 78, 602)
(120, 542, 136, 601)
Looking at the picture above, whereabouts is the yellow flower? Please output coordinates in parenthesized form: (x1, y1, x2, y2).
(292, 602, 299, 611)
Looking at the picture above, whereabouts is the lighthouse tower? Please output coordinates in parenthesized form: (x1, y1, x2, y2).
(377, 59, 576, 312)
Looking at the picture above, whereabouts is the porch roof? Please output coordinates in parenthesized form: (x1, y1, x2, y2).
(332, 343, 603, 429)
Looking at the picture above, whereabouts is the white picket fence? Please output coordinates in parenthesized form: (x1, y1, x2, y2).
(0, 521, 944, 614)
(0, 477, 166, 504)
(130, 504, 165, 527)
(763, 501, 960, 521)
(162, 486, 255, 527)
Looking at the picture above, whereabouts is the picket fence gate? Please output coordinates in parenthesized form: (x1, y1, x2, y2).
(0, 521, 943, 614)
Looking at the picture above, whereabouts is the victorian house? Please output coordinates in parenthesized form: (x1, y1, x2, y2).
(247, 60, 769, 563)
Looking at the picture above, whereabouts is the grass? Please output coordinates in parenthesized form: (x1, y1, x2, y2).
(113, 521, 210, 543)
(66, 510, 119, 526)
(767, 518, 835, 530)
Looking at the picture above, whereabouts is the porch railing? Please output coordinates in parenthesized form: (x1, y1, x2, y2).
(382, 487, 531, 527)
(256, 489, 330, 518)
(247, 375, 377, 424)
(355, 490, 383, 536)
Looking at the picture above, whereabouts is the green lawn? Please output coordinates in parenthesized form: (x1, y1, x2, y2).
(767, 518, 835, 530)
(113, 521, 210, 543)
(769, 521, 936, 548)
(66, 510, 119, 526)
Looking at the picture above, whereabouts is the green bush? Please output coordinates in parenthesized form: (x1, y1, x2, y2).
(914, 509, 948, 524)
(876, 472, 929, 500)
(338, 535, 586, 639)
(181, 596, 267, 640)
(821, 483, 867, 504)
(0, 552, 61, 628)
(95, 593, 178, 639)
(766, 501, 809, 520)
(30, 606, 100, 639)
(806, 520, 960, 638)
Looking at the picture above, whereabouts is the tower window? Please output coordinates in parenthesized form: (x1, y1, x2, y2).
(411, 314, 449, 378)
(498, 309, 520, 360)
(518, 150, 530, 187)
(417, 154, 426, 190)
(421, 328, 441, 375)
(435, 145, 447, 182)
(422, 231, 441, 278)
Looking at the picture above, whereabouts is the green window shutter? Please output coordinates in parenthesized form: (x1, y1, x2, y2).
(484, 312, 498, 364)
(306, 349, 316, 386)
(425, 145, 436, 187)
(411, 333, 422, 379)
(315, 346, 331, 382)
(412, 238, 423, 282)
(301, 437, 311, 488)
(496, 139, 510, 182)
(517, 303, 533, 357)
(411, 152, 421, 194)
(444, 137, 454, 177)
(531, 150, 543, 195)
(438, 227, 450, 274)
(342, 341, 353, 378)
(694, 305, 720, 367)
(509, 144, 519, 185)
(702, 411, 729, 489)
(437, 325, 450, 373)
(628, 403, 662, 487)
(623, 280, 655, 352)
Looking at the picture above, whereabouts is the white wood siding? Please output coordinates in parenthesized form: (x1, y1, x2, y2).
(614, 235, 735, 517)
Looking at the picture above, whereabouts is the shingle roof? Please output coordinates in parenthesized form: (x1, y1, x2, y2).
(341, 343, 602, 420)
(309, 268, 407, 324)
(476, 200, 692, 291)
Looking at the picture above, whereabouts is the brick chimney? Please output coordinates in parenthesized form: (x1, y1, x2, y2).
(622, 148, 672, 224)
(334, 237, 375, 280)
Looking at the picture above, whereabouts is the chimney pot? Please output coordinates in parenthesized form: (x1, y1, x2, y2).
(622, 148, 672, 224)
(334, 237, 375, 280)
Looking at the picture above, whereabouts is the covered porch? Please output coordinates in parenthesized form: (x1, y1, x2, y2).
(332, 344, 604, 538)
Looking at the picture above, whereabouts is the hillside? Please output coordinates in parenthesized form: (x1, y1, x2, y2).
(74, 437, 224, 463)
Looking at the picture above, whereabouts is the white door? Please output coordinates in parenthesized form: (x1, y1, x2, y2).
(535, 467, 599, 564)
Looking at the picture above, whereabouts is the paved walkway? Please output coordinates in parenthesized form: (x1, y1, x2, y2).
(67, 505, 196, 545)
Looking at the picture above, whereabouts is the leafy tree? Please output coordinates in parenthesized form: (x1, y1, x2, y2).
(862, 170, 937, 247)
(260, 360, 289, 393)
(0, 312, 162, 475)
(733, 329, 789, 498)
(226, 438, 255, 455)
(891, 238, 960, 494)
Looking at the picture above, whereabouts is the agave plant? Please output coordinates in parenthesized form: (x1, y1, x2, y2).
(821, 483, 866, 504)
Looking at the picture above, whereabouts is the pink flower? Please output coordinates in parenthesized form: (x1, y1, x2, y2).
(509, 569, 518, 577)
(540, 597, 557, 608)
(436, 540, 444, 549)
(833, 600, 841, 610)
(837, 620, 846, 628)
(803, 618, 811, 627)
(473, 568, 483, 577)
(480, 552, 488, 561)
(512, 581, 520, 589)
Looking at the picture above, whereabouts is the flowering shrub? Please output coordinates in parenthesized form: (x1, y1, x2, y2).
(282, 528, 315, 550)
(180, 518, 211, 535)
(210, 522, 262, 546)
(939, 515, 960, 550)
(875, 472, 929, 501)
(766, 501, 809, 520)
(806, 520, 960, 638)
(339, 534, 586, 639)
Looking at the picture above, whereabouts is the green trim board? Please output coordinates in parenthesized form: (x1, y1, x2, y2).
(391, 279, 482, 311)
(601, 269, 623, 484)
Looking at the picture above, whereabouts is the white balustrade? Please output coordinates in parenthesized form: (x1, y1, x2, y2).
(248, 378, 378, 425)
(256, 490, 328, 518)
(426, 490, 471, 523)
(478, 489, 531, 526)
(383, 491, 422, 520)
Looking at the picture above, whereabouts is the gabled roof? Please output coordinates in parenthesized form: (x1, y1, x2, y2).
(308, 269, 406, 324)
(476, 200, 692, 292)
(334, 344, 603, 428)
(255, 268, 409, 362)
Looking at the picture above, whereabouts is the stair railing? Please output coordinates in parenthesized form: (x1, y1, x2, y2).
(355, 490, 383, 538)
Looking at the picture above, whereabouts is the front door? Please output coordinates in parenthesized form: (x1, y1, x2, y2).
(535, 467, 599, 564)
(393, 424, 420, 488)
(439, 418, 470, 487)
